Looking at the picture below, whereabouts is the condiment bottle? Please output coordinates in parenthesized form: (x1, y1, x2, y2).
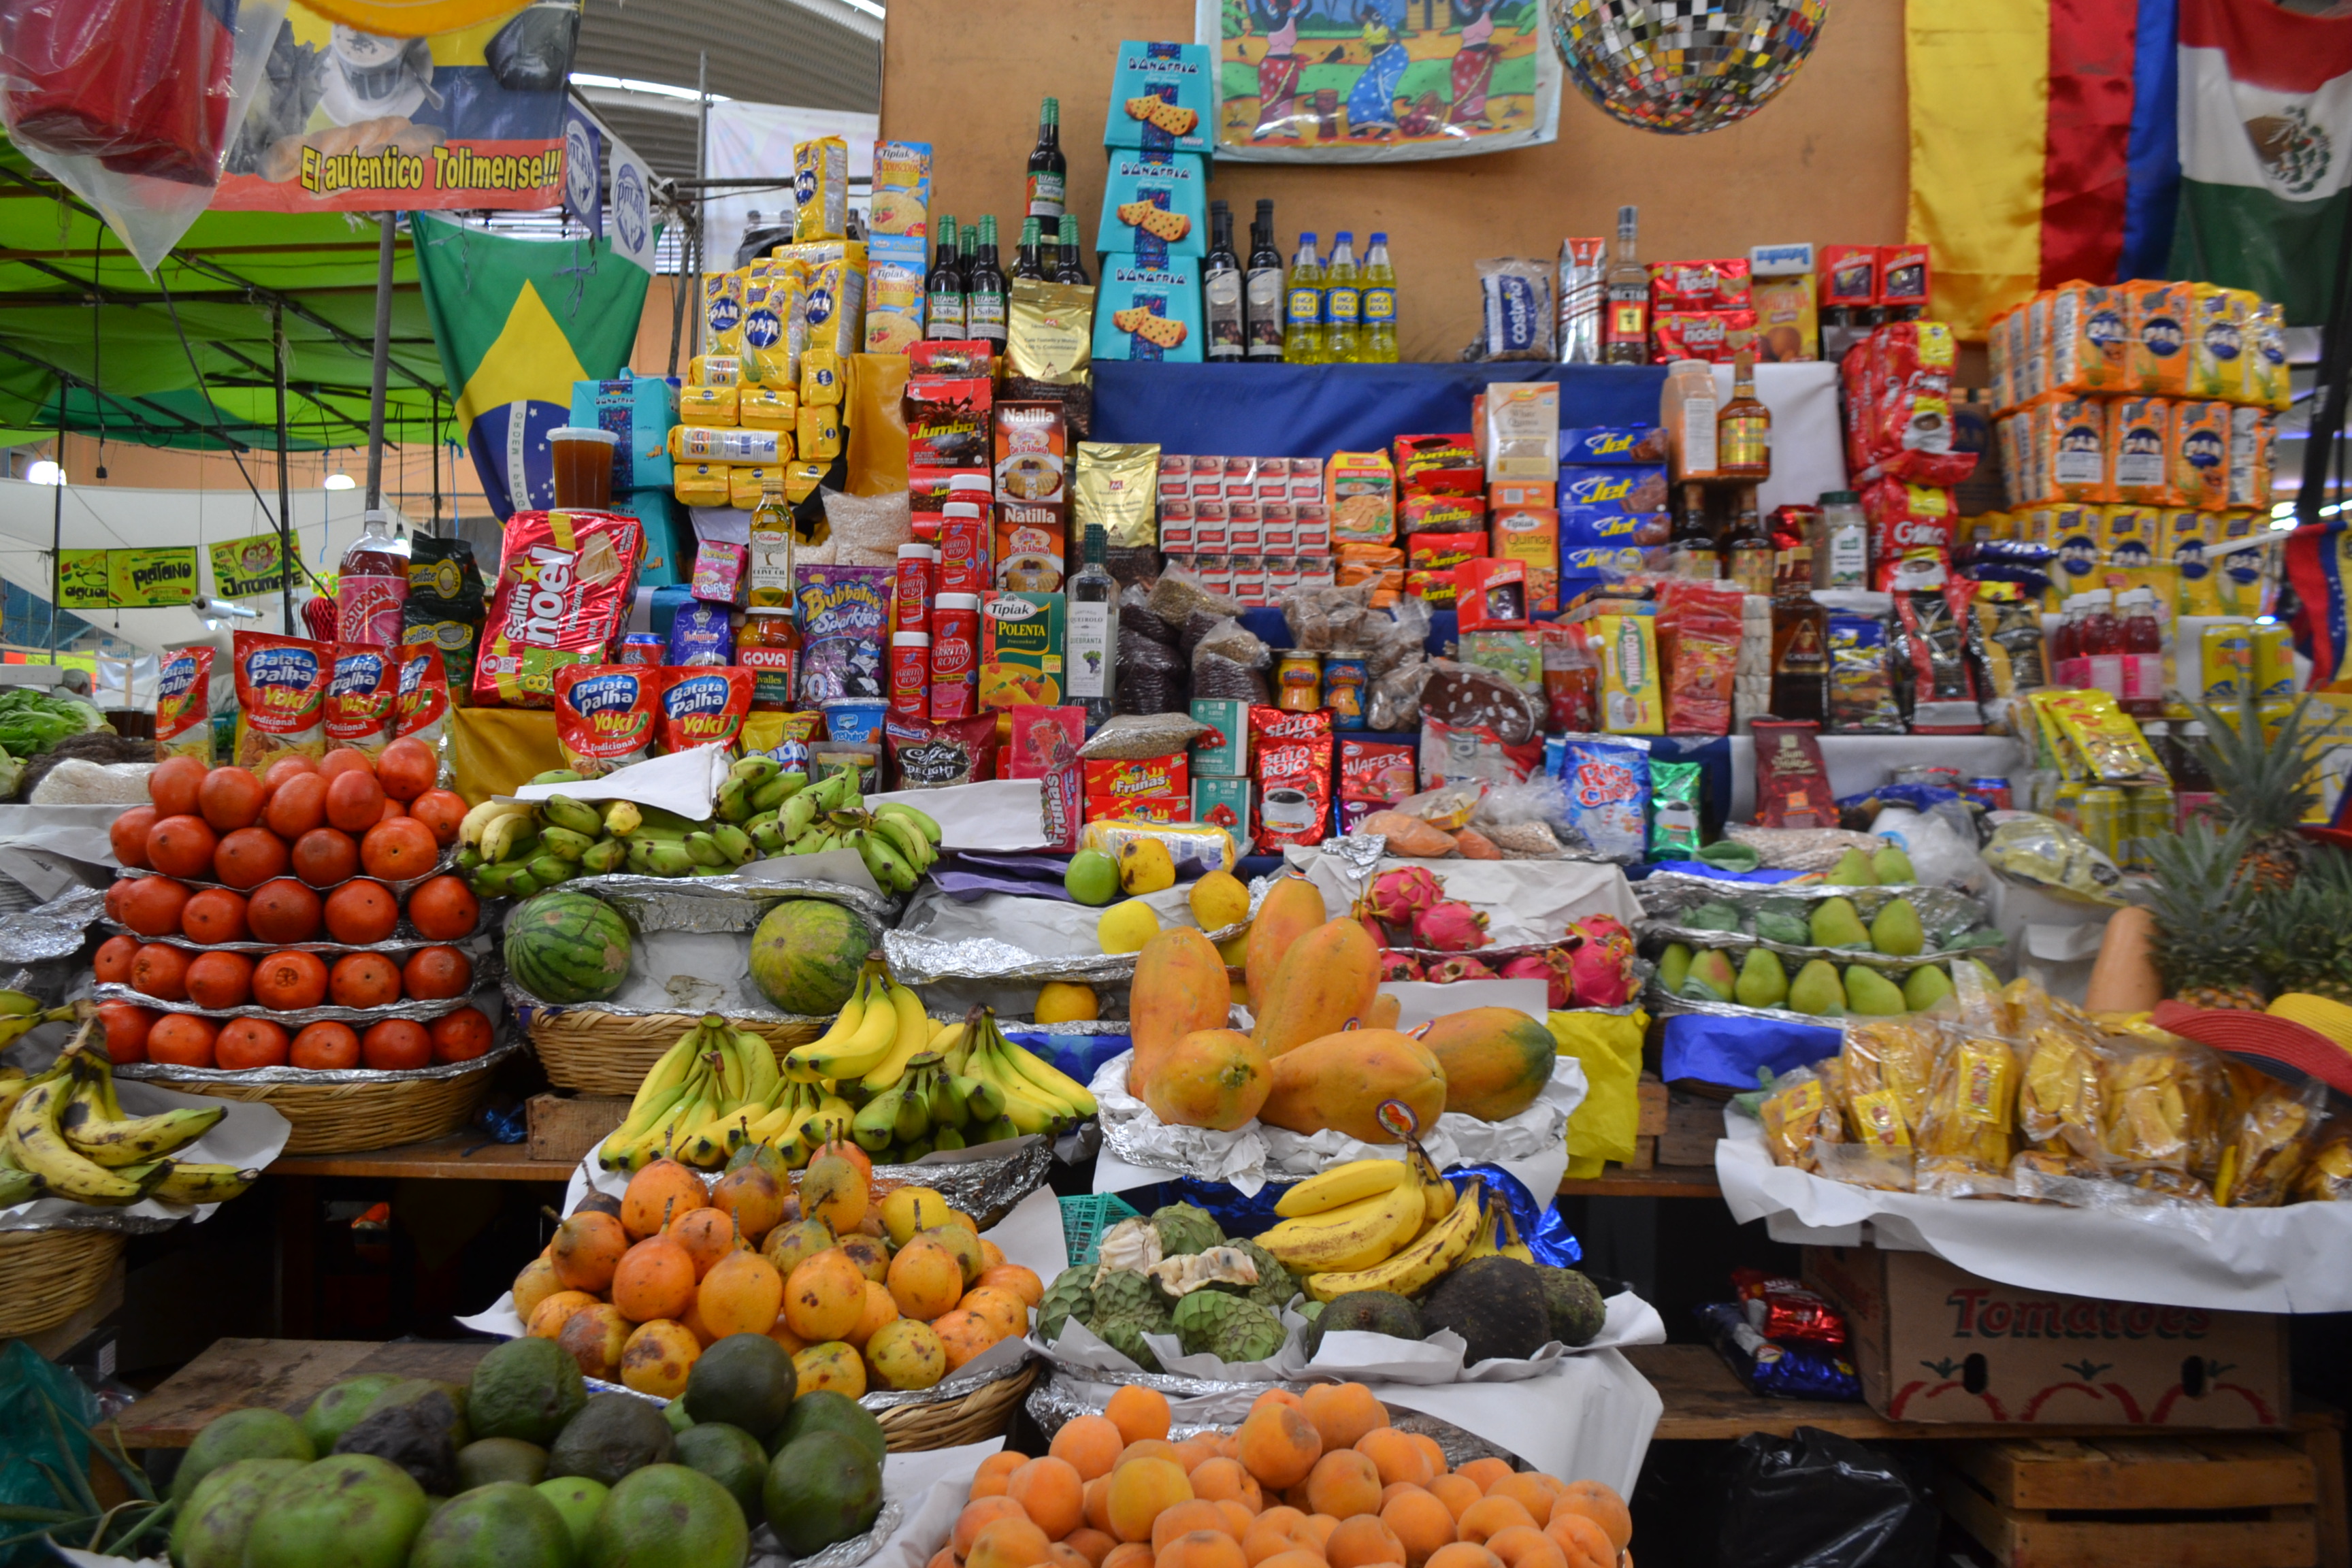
(1662, 359, 1719, 482)
(1814, 489, 1867, 590)
(1717, 350, 1771, 481)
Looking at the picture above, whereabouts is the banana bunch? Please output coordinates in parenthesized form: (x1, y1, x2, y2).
(1256, 1145, 1493, 1303)
(598, 1013, 794, 1173)
(2, 1025, 259, 1209)
(949, 1007, 1099, 1143)
(0, 990, 72, 1068)
(459, 761, 944, 898)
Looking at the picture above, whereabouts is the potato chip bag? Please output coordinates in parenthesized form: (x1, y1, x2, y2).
(154, 646, 214, 764)
(554, 664, 658, 775)
(231, 630, 329, 772)
(323, 643, 399, 757)
(394, 645, 451, 745)
(655, 666, 755, 755)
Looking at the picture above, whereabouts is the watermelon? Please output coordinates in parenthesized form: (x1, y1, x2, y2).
(505, 890, 632, 1004)
(747, 900, 872, 1015)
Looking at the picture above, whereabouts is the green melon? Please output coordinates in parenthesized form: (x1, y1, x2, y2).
(505, 890, 632, 1004)
(747, 900, 872, 1016)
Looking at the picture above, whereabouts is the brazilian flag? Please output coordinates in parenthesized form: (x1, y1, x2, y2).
(412, 214, 649, 519)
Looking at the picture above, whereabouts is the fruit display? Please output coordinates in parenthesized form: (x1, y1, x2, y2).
(1354, 868, 1639, 1009)
(1, 1022, 260, 1208)
(929, 1382, 1635, 1568)
(460, 760, 942, 899)
(160, 1337, 896, 1568)
(509, 1149, 1045, 1399)
(1094, 865, 1254, 956)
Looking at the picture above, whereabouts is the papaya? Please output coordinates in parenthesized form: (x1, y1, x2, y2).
(1365, 993, 1401, 1030)
(1252, 917, 1382, 1057)
(1258, 1026, 1446, 1143)
(1243, 871, 1328, 1014)
(1140, 1029, 1273, 1130)
(1127, 927, 1232, 1093)
(1415, 1007, 1554, 1122)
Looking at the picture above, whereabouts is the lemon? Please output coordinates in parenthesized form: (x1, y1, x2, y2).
(1097, 898, 1162, 954)
(1035, 981, 1100, 1024)
(1188, 868, 1251, 930)
(879, 1185, 949, 1247)
(1064, 849, 1120, 906)
(1116, 837, 1177, 895)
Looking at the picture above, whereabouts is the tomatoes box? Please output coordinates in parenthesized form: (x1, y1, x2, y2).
(1803, 1244, 2289, 1429)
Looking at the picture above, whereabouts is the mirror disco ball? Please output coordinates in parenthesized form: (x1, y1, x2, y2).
(1550, 0, 1829, 135)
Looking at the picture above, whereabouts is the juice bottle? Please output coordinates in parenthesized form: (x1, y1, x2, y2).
(1284, 232, 1324, 364)
(1360, 231, 1398, 363)
(2117, 586, 2164, 717)
(2076, 587, 2123, 698)
(1324, 231, 1362, 363)
(2051, 593, 2078, 682)
(2172, 720, 2217, 827)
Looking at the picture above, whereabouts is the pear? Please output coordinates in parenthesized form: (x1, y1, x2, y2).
(1829, 848, 1878, 887)
(1902, 964, 1955, 1012)
(1810, 896, 1872, 950)
(1681, 948, 1737, 1003)
(1734, 948, 1789, 1009)
(1658, 942, 1693, 995)
(1869, 897, 1925, 957)
(1786, 959, 1846, 1017)
(1844, 964, 1909, 1016)
(1872, 844, 1916, 885)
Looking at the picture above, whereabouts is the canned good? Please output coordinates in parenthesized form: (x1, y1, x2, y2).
(2052, 780, 2086, 832)
(889, 632, 930, 719)
(2252, 621, 2296, 700)
(1275, 649, 1322, 713)
(893, 543, 935, 634)
(2078, 785, 2125, 864)
(2200, 622, 2254, 702)
(2123, 783, 2172, 872)
(1962, 776, 2013, 811)
(1322, 653, 1368, 729)
(615, 633, 665, 668)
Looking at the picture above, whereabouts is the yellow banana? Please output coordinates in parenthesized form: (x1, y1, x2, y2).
(789, 979, 900, 1079)
(148, 1162, 261, 1206)
(6, 1076, 157, 1204)
(789, 975, 869, 1081)
(735, 1028, 781, 1107)
(1274, 1157, 1412, 1218)
(1256, 1178, 1426, 1273)
(859, 981, 936, 1093)
(59, 1096, 225, 1168)
(629, 1026, 706, 1115)
(1305, 1179, 1487, 1303)
(992, 1035, 1098, 1117)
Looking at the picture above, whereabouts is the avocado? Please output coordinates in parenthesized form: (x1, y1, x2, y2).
(570, 1191, 623, 1220)
(468, 1337, 585, 1446)
(768, 1388, 885, 1466)
(685, 1333, 796, 1440)
(240, 1455, 428, 1568)
(169, 1457, 306, 1568)
(546, 1392, 674, 1488)
(532, 1475, 608, 1556)
(301, 1375, 402, 1456)
(359, 1378, 470, 1450)
(764, 1431, 884, 1556)
(1537, 1267, 1607, 1348)
(1417, 1256, 1553, 1367)
(1301, 1290, 1424, 1360)
(332, 1392, 460, 1497)
(589, 1465, 750, 1568)
(406, 1481, 572, 1568)
(172, 1407, 314, 1502)
(454, 1437, 548, 1490)
(674, 1422, 770, 1527)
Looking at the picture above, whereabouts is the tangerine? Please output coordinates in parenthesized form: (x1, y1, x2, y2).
(179, 887, 249, 945)
(130, 943, 191, 1001)
(184, 949, 255, 1010)
(360, 1018, 431, 1069)
(116, 875, 191, 938)
(214, 1016, 290, 1068)
(328, 951, 402, 1009)
(197, 766, 265, 832)
(110, 805, 157, 868)
(146, 815, 218, 880)
(289, 1021, 359, 1068)
(251, 949, 328, 1010)
(148, 755, 205, 817)
(94, 934, 139, 983)
(402, 944, 472, 999)
(246, 879, 322, 943)
(323, 879, 397, 943)
(291, 828, 359, 887)
(95, 1001, 154, 1064)
(429, 1007, 493, 1063)
(406, 875, 478, 940)
(408, 789, 467, 846)
(145, 1013, 217, 1066)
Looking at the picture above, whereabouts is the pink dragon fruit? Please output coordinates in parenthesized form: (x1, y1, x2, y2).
(1412, 898, 1492, 952)
(1424, 955, 1499, 983)
(1501, 953, 1570, 1009)
(1379, 949, 1424, 982)
(1365, 866, 1446, 929)
(1566, 916, 1637, 1006)
(1358, 913, 1390, 947)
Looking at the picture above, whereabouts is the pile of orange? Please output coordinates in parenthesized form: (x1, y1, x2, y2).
(932, 1384, 1632, 1568)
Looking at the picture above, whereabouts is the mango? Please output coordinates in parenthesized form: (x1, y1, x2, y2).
(1141, 1028, 1273, 1130)
(1128, 926, 1234, 1094)
(1414, 1007, 1555, 1121)
(1243, 871, 1328, 1013)
(1252, 917, 1382, 1057)
(1097, 900, 1161, 954)
(1188, 868, 1251, 930)
(1258, 1027, 1446, 1143)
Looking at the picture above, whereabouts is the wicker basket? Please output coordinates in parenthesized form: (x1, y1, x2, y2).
(175, 1068, 494, 1156)
(530, 1010, 822, 1097)
(872, 1361, 1036, 1451)
(0, 1228, 122, 1338)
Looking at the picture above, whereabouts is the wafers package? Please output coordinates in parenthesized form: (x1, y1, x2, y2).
(474, 510, 644, 708)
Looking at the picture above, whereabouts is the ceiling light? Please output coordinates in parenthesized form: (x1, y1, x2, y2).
(570, 72, 735, 103)
(323, 472, 356, 490)
(25, 460, 64, 486)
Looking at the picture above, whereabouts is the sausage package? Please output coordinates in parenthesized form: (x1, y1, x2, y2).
(474, 510, 644, 708)
(231, 631, 329, 772)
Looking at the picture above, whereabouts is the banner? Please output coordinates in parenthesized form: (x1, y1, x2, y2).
(214, 0, 579, 211)
(563, 101, 602, 235)
(410, 214, 651, 519)
(608, 128, 657, 274)
(58, 548, 200, 608)
(210, 534, 299, 599)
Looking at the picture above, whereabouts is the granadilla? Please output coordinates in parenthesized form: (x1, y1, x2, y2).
(1412, 898, 1492, 952)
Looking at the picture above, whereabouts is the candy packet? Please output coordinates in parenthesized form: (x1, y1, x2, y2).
(1757, 1068, 1840, 1173)
(1840, 1017, 1942, 1139)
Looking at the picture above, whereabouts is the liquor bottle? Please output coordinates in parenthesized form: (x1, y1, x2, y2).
(1718, 350, 1771, 480)
(740, 482, 802, 710)
(1054, 214, 1090, 284)
(1724, 488, 1774, 595)
(1026, 97, 1066, 220)
(1245, 200, 1284, 361)
(1066, 523, 1117, 728)
(1038, 219, 1060, 280)
(1667, 483, 1720, 579)
(925, 214, 965, 340)
(1013, 217, 1044, 282)
(1603, 204, 1649, 365)
(1323, 231, 1362, 363)
(968, 215, 1007, 352)
(1203, 201, 1244, 362)
(1284, 231, 1324, 364)
(1360, 231, 1398, 363)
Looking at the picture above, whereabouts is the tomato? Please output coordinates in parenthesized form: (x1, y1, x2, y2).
(361, 1019, 431, 1070)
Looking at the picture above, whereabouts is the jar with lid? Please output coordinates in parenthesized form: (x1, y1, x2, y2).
(1275, 649, 1322, 712)
(1322, 652, 1368, 728)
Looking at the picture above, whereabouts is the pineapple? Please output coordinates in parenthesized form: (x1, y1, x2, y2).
(2142, 821, 2268, 1010)
(2261, 843, 2352, 1005)
(2188, 695, 2319, 892)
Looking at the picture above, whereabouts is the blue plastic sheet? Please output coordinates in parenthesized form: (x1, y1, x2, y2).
(1004, 1030, 1132, 1088)
(1642, 861, 1806, 885)
(1660, 1011, 1841, 1090)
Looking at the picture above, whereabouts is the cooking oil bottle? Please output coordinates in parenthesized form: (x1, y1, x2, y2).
(1360, 231, 1397, 362)
(1324, 231, 1362, 363)
(1284, 231, 1324, 363)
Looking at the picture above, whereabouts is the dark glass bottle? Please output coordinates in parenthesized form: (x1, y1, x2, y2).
(1204, 201, 1244, 362)
(925, 214, 965, 340)
(1054, 215, 1090, 284)
(968, 215, 1007, 350)
(1013, 217, 1044, 282)
(1245, 199, 1284, 361)
(1026, 97, 1066, 219)
(1667, 483, 1720, 579)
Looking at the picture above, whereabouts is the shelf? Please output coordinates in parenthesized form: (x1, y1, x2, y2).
(1558, 1164, 1721, 1199)
(266, 1133, 576, 1183)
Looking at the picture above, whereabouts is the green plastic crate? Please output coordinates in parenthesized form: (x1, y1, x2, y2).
(1059, 1193, 1139, 1267)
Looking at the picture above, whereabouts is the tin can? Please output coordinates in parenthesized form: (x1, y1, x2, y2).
(929, 592, 980, 720)
(616, 633, 665, 668)
(1275, 650, 1322, 713)
(2252, 621, 2296, 700)
(2200, 622, 2254, 702)
(1322, 653, 1369, 729)
(938, 506, 989, 594)
(1963, 776, 2013, 811)
(2052, 780, 2086, 831)
(2078, 785, 2125, 863)
(894, 543, 936, 634)
(2123, 783, 2172, 872)
(889, 631, 930, 719)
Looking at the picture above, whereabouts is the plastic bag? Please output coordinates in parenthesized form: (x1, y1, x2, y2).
(2219, 1071, 2327, 1208)
(1077, 713, 1211, 760)
(1190, 615, 1272, 702)
(1549, 1008, 1647, 1179)
(1365, 657, 1432, 734)
(0, 1337, 100, 1568)
(1980, 811, 2128, 906)
(1719, 1429, 1936, 1568)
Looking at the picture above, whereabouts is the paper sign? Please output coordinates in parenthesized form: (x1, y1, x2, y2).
(56, 551, 110, 608)
(210, 533, 296, 598)
(108, 548, 200, 607)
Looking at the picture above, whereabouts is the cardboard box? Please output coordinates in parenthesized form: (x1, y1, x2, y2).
(1803, 1244, 2290, 1428)
(1192, 777, 1252, 847)
(979, 590, 1064, 708)
(1105, 40, 1215, 157)
(1190, 698, 1250, 777)
(1100, 150, 1209, 261)
(1093, 255, 1203, 363)
(571, 376, 680, 492)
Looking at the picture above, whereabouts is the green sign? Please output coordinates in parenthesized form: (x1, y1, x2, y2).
(56, 547, 200, 608)
(210, 533, 295, 599)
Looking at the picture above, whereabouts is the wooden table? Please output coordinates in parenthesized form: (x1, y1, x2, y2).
(1557, 1164, 1720, 1200)
(266, 1133, 576, 1182)
(116, 1338, 495, 1448)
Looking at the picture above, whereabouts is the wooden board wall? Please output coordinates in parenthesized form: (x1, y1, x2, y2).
(881, 1, 1909, 363)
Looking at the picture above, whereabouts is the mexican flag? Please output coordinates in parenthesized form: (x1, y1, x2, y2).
(2170, 0, 2352, 325)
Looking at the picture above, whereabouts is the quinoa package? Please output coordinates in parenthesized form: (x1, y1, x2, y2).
(231, 631, 330, 771)
(393, 645, 452, 747)
(655, 666, 755, 754)
(154, 646, 213, 764)
(553, 664, 658, 776)
(474, 510, 643, 707)
(323, 644, 399, 757)
(403, 536, 485, 705)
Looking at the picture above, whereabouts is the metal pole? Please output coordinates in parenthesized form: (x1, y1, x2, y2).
(273, 301, 295, 635)
(47, 428, 61, 664)
(364, 212, 396, 510)
(430, 390, 442, 538)
(692, 51, 709, 361)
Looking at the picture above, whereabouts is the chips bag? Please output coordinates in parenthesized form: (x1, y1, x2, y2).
(231, 630, 329, 772)
(324, 643, 399, 757)
(474, 510, 643, 708)
(553, 664, 659, 777)
(655, 666, 755, 755)
(154, 646, 213, 764)
(393, 645, 452, 746)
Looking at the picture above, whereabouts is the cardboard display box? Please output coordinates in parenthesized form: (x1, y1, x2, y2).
(1803, 1244, 2289, 1429)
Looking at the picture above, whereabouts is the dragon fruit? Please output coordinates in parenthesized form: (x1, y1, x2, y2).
(1566, 915, 1637, 1006)
(1411, 898, 1491, 952)
(1379, 950, 1424, 983)
(1365, 866, 1447, 929)
(1424, 955, 1499, 983)
(1358, 913, 1390, 947)
(1501, 953, 1570, 1009)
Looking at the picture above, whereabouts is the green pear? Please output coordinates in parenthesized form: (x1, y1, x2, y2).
(1786, 959, 1847, 1017)
(1869, 897, 1925, 957)
(1829, 848, 1877, 887)
(1681, 948, 1737, 1003)
(1844, 965, 1909, 1016)
(1658, 943, 1693, 995)
(1734, 948, 1789, 1009)
(1902, 964, 1955, 1011)
(1872, 844, 1916, 885)
(1810, 896, 1872, 950)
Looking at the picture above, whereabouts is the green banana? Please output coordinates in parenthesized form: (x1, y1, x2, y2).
(852, 1088, 900, 1154)
(749, 819, 788, 857)
(527, 854, 574, 887)
(877, 801, 944, 845)
(872, 813, 934, 871)
(602, 799, 644, 836)
(542, 794, 604, 836)
(683, 832, 727, 868)
(897, 1137, 934, 1162)
(751, 771, 806, 811)
(730, 755, 781, 783)
(454, 846, 483, 873)
(779, 794, 820, 839)
(804, 770, 853, 813)
(529, 768, 585, 785)
(932, 1126, 966, 1152)
(581, 836, 628, 875)
(964, 1075, 1005, 1124)
(537, 825, 596, 862)
(714, 776, 752, 824)
(0, 990, 42, 1017)
(977, 1115, 1019, 1144)
(643, 842, 698, 877)
(712, 824, 756, 866)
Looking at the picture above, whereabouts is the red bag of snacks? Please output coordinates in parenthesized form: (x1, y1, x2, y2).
(1859, 477, 1957, 587)
(231, 630, 329, 771)
(474, 509, 644, 708)
(1842, 322, 1977, 487)
(1655, 581, 1742, 736)
(1541, 623, 1599, 734)
(1250, 706, 1333, 849)
(553, 664, 657, 775)
(885, 714, 999, 788)
(1648, 259, 1752, 312)
(324, 644, 399, 757)
(1336, 738, 1418, 834)
(655, 666, 755, 754)
(394, 647, 452, 747)
(1750, 719, 1837, 828)
(1894, 566, 1984, 734)
(154, 646, 212, 764)
(1652, 309, 1757, 363)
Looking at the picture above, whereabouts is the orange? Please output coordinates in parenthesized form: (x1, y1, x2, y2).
(1356, 1429, 1435, 1489)
(1548, 1484, 1630, 1554)
(1380, 1488, 1456, 1567)
(1105, 1457, 1193, 1544)
(1325, 1517, 1405, 1568)
(1236, 1404, 1322, 1491)
(1105, 1386, 1172, 1446)
(218, 1015, 293, 1069)
(1301, 1384, 1388, 1454)
(1455, 1498, 1534, 1548)
(1305, 1452, 1383, 1521)
(1009, 1457, 1087, 1541)
(1051, 1415, 1126, 1481)
(1482, 1527, 1564, 1568)
(955, 1496, 1028, 1556)
(970, 1452, 1026, 1500)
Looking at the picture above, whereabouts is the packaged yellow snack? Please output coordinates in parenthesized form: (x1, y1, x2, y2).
(2017, 1023, 2103, 1158)
(2216, 1071, 2325, 1207)
(738, 388, 798, 433)
(2296, 1137, 2352, 1201)
(2100, 504, 2158, 573)
(1757, 1068, 1838, 1173)
(2048, 280, 2129, 394)
(2125, 279, 2194, 394)
(1840, 1017, 1940, 1136)
(1589, 612, 1663, 734)
(2039, 687, 2165, 781)
(798, 404, 843, 463)
(803, 243, 867, 361)
(1914, 1031, 2019, 1192)
(2097, 1036, 2199, 1174)
(2244, 301, 2289, 410)
(2161, 508, 2224, 615)
(785, 461, 828, 504)
(744, 261, 802, 389)
(793, 136, 849, 241)
(802, 344, 843, 408)
(2187, 284, 2251, 399)
(688, 353, 742, 387)
(702, 270, 745, 355)
(673, 463, 732, 508)
(680, 385, 738, 427)
(729, 466, 784, 509)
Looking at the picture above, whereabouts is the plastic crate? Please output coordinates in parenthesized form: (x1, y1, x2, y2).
(1058, 1193, 1140, 1267)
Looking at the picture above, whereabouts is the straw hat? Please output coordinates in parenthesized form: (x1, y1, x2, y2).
(2150, 994, 2352, 1097)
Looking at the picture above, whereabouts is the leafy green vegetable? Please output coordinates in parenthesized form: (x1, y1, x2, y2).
(0, 691, 109, 756)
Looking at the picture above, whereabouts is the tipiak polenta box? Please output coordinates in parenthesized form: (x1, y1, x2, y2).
(979, 591, 1065, 709)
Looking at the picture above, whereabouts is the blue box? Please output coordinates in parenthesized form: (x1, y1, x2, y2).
(571, 376, 681, 492)
(1106, 40, 1214, 157)
(1558, 425, 1669, 466)
(1558, 466, 1669, 512)
(1558, 507, 1666, 576)
(1093, 255, 1202, 363)
(1098, 150, 1207, 261)
(610, 490, 689, 587)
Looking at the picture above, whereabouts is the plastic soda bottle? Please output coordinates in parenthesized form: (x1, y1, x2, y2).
(1324, 231, 1362, 363)
(1284, 232, 1324, 364)
(1360, 231, 1398, 363)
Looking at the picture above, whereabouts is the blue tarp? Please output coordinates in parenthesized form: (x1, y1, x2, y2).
(1660, 1011, 1842, 1089)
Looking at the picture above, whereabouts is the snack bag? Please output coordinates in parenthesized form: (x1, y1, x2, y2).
(1825, 612, 1903, 733)
(154, 646, 213, 764)
(795, 565, 890, 702)
(792, 136, 849, 241)
(1250, 704, 1333, 849)
(1844, 321, 1976, 487)
(231, 630, 329, 772)
(655, 666, 755, 755)
(2171, 399, 2231, 511)
(1914, 1028, 2020, 1194)
(553, 664, 658, 776)
(2245, 301, 2290, 410)
(2037, 395, 2111, 502)
(1841, 1018, 1941, 1138)
(2016, 1015, 2105, 1160)
(1894, 568, 1982, 733)
(1859, 478, 1956, 585)
(2217, 1068, 2323, 1207)
(323, 644, 399, 757)
(475, 510, 643, 708)
(885, 714, 1000, 789)
(1759, 1069, 1839, 1173)
(393, 645, 452, 746)
(1654, 580, 1740, 736)
(701, 270, 745, 356)
(2230, 408, 2275, 512)
(1546, 732, 1650, 862)
(1750, 719, 1837, 828)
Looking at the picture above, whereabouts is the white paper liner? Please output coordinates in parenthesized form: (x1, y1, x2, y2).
(1717, 1108, 2352, 1313)
(0, 1076, 291, 1230)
